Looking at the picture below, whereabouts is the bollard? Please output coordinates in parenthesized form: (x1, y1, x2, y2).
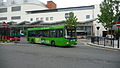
(104, 37, 105, 46)
(113, 38, 114, 47)
(97, 37, 99, 45)
(118, 38, 119, 48)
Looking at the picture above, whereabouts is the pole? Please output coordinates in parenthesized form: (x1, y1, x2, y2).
(116, 0, 120, 48)
(97, 27, 100, 45)
(118, 27, 119, 48)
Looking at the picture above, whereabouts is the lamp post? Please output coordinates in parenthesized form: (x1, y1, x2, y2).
(116, 0, 120, 48)
(96, 26, 100, 45)
(96, 26, 100, 36)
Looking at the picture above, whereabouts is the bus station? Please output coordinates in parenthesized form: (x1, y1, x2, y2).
(0, 0, 120, 68)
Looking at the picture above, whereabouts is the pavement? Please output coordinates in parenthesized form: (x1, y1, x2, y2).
(78, 39, 120, 51)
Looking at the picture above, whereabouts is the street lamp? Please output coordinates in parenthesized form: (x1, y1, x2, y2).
(96, 26, 100, 45)
(96, 26, 100, 36)
(116, 0, 120, 48)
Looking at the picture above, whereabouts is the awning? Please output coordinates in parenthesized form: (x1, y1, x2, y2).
(18, 21, 30, 25)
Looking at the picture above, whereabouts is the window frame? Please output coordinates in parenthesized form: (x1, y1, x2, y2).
(11, 6, 21, 12)
(86, 15, 90, 19)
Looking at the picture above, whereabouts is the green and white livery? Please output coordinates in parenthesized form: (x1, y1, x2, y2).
(27, 25, 77, 46)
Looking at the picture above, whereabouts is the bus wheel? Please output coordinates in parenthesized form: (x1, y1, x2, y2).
(31, 39, 34, 43)
(27, 38, 29, 41)
(51, 41, 55, 46)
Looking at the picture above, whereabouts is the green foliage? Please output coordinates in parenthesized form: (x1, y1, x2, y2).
(115, 29, 120, 33)
(98, 0, 120, 29)
(65, 12, 78, 26)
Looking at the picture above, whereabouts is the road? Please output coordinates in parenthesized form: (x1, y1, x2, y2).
(0, 38, 120, 68)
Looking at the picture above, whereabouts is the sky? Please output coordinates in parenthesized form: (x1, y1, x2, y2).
(3, 0, 104, 8)
(40, 0, 104, 8)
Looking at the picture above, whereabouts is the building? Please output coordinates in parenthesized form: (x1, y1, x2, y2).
(0, 0, 106, 36)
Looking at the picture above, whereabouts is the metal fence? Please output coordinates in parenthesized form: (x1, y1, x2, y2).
(87, 36, 120, 48)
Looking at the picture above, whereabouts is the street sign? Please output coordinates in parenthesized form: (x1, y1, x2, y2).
(116, 22, 120, 27)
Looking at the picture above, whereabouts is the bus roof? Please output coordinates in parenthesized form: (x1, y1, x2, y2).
(27, 25, 65, 31)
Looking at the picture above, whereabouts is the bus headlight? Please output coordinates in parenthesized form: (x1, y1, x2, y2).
(64, 42, 69, 44)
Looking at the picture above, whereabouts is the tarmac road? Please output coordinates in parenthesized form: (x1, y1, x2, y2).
(0, 38, 120, 68)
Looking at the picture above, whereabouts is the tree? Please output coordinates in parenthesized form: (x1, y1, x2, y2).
(65, 12, 78, 26)
(114, 0, 120, 22)
(98, 0, 116, 29)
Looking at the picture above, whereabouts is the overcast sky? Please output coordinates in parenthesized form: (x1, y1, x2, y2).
(3, 0, 104, 8)
(40, 0, 104, 8)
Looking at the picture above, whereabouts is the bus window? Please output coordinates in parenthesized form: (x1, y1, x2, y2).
(56, 29, 64, 38)
(52, 30, 56, 37)
(59, 29, 64, 37)
(44, 30, 49, 37)
(28, 31, 36, 37)
(65, 29, 76, 39)
(38, 30, 42, 37)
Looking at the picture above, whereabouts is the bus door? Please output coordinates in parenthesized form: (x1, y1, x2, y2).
(65, 26, 77, 39)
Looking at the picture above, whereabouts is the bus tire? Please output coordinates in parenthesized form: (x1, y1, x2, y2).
(31, 39, 34, 43)
(51, 41, 55, 46)
(27, 38, 29, 41)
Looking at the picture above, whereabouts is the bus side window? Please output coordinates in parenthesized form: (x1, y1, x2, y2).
(59, 29, 63, 37)
(57, 29, 63, 37)
(30, 31, 36, 37)
(49, 30, 51, 37)
(41, 30, 43, 37)
(55, 29, 59, 37)
(52, 30, 56, 37)
(38, 30, 42, 37)
(49, 30, 56, 38)
(35, 30, 39, 37)
(45, 30, 49, 37)
(42, 30, 48, 37)
(54, 29, 63, 38)
(48, 30, 56, 38)
(44, 30, 46, 37)
(42, 30, 45, 37)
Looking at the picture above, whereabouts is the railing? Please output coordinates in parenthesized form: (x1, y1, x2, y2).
(87, 36, 120, 48)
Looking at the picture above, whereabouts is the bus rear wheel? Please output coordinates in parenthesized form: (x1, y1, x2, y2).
(51, 41, 55, 46)
(31, 39, 34, 43)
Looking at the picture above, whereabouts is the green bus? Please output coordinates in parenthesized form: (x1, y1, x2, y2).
(27, 25, 77, 46)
